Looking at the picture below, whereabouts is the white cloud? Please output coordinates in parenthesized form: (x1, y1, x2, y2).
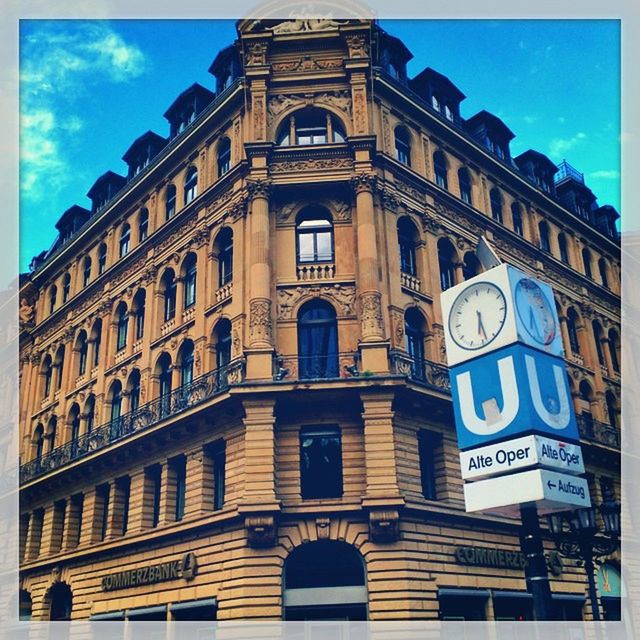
(589, 170, 620, 180)
(548, 132, 587, 157)
(20, 22, 147, 204)
(523, 115, 539, 124)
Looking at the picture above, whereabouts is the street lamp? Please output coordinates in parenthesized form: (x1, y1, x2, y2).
(547, 498, 621, 621)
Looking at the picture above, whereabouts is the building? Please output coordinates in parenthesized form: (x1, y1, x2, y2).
(17, 18, 621, 622)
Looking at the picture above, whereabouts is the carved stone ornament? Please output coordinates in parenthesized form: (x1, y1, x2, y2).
(369, 509, 400, 543)
(274, 202, 297, 223)
(253, 93, 266, 141)
(247, 179, 272, 200)
(351, 173, 377, 195)
(267, 90, 352, 126)
(19, 298, 35, 329)
(232, 327, 242, 356)
(360, 291, 384, 339)
(270, 18, 348, 34)
(419, 211, 440, 234)
(245, 41, 268, 66)
(272, 57, 342, 72)
(271, 157, 353, 174)
(249, 298, 273, 343)
(191, 226, 210, 249)
(391, 309, 405, 348)
(380, 189, 401, 213)
(316, 517, 331, 540)
(352, 85, 367, 134)
(345, 34, 369, 58)
(29, 352, 42, 365)
(277, 285, 356, 319)
(245, 514, 277, 548)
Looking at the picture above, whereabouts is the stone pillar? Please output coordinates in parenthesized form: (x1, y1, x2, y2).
(245, 180, 274, 380)
(352, 174, 389, 373)
(454, 261, 465, 285)
(558, 315, 571, 357)
(184, 448, 213, 517)
(78, 488, 98, 546)
(159, 460, 176, 525)
(126, 469, 148, 533)
(602, 335, 615, 375)
(61, 495, 82, 552)
(40, 504, 56, 556)
(24, 508, 44, 561)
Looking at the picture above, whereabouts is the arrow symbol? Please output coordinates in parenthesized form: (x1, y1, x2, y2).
(547, 481, 556, 490)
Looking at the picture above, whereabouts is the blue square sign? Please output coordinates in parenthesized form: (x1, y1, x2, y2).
(450, 343, 579, 450)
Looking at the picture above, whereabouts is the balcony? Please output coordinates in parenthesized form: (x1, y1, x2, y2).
(576, 414, 620, 450)
(389, 352, 451, 394)
(215, 283, 232, 304)
(297, 263, 335, 281)
(400, 271, 421, 293)
(19, 360, 245, 484)
(554, 160, 585, 186)
(274, 352, 359, 381)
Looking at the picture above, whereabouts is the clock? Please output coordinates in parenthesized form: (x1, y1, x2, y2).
(514, 278, 556, 346)
(448, 281, 508, 350)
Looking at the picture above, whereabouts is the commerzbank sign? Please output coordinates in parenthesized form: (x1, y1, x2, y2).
(455, 545, 563, 576)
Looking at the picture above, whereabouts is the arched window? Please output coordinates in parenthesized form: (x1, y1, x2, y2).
(19, 589, 32, 621)
(433, 150, 448, 189)
(297, 300, 339, 379)
(62, 273, 71, 304)
(179, 340, 195, 387)
(33, 424, 44, 460)
(119, 223, 131, 257)
(277, 107, 346, 146)
(91, 318, 102, 367)
(116, 302, 128, 352)
(128, 369, 141, 413)
(283, 542, 366, 621)
(98, 243, 107, 275)
(395, 127, 411, 166)
(598, 258, 609, 288)
(582, 248, 593, 278)
(567, 308, 580, 354)
(54, 345, 65, 391)
(48, 582, 73, 621)
(608, 329, 620, 373)
(438, 238, 457, 291)
(46, 416, 57, 453)
(458, 167, 472, 204)
(215, 319, 232, 370)
(182, 253, 197, 308)
(405, 308, 426, 381)
(511, 203, 523, 236)
(184, 166, 198, 204)
(84, 395, 95, 433)
(69, 403, 81, 442)
(397, 218, 418, 277)
(606, 391, 618, 429)
(216, 227, 233, 287)
(161, 269, 177, 321)
(82, 256, 92, 287)
(138, 208, 149, 242)
(490, 188, 503, 223)
(592, 321, 605, 366)
(296, 206, 334, 264)
(578, 381, 593, 429)
(217, 137, 231, 176)
(132, 289, 146, 340)
(165, 184, 177, 220)
(42, 355, 53, 398)
(558, 233, 569, 264)
(462, 251, 481, 281)
(49, 285, 57, 315)
(109, 380, 123, 424)
(157, 352, 172, 415)
(539, 221, 550, 252)
(76, 330, 88, 376)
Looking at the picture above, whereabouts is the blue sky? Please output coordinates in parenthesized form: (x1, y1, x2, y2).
(19, 19, 620, 272)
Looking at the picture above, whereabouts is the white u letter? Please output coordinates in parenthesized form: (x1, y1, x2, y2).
(456, 357, 520, 435)
(525, 354, 571, 429)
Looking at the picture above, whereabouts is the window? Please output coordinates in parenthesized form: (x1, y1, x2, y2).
(84, 396, 95, 433)
(91, 319, 102, 367)
(62, 273, 71, 303)
(98, 243, 107, 274)
(179, 340, 194, 387)
(171, 456, 186, 521)
(19, 590, 32, 621)
(48, 582, 73, 621)
(116, 303, 128, 351)
(458, 168, 472, 204)
(110, 381, 123, 424)
(69, 403, 81, 442)
(432, 95, 441, 111)
(579, 381, 593, 427)
(183, 253, 197, 308)
(418, 429, 442, 500)
(512, 203, 523, 236)
(490, 188, 503, 223)
(438, 590, 488, 621)
(296, 207, 334, 263)
(598, 258, 609, 288)
(297, 299, 339, 379)
(444, 104, 453, 121)
(83, 257, 91, 287)
(539, 221, 551, 252)
(146, 465, 162, 528)
(395, 127, 411, 166)
(605, 392, 618, 430)
(138, 209, 149, 242)
(115, 476, 131, 535)
(405, 308, 425, 381)
(300, 426, 343, 499)
(216, 228, 233, 287)
(128, 369, 141, 413)
(433, 150, 448, 189)
(608, 329, 620, 373)
(133, 289, 145, 340)
(42, 356, 53, 398)
(214, 319, 232, 371)
(165, 184, 177, 220)
(184, 166, 198, 204)
(212, 441, 226, 510)
(97, 484, 110, 541)
(277, 107, 346, 146)
(592, 321, 605, 365)
(567, 308, 581, 354)
(217, 137, 231, 176)
(67, 494, 83, 550)
(49, 285, 57, 314)
(46, 416, 57, 452)
(54, 345, 65, 391)
(463, 251, 481, 281)
(119, 223, 131, 257)
(559, 233, 569, 264)
(582, 248, 592, 278)
(33, 424, 44, 460)
(397, 218, 418, 277)
(162, 269, 177, 321)
(438, 238, 457, 291)
(157, 352, 172, 416)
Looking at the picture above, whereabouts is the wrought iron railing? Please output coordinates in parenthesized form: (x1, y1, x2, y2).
(576, 414, 620, 450)
(389, 352, 451, 394)
(20, 360, 244, 484)
(274, 352, 359, 381)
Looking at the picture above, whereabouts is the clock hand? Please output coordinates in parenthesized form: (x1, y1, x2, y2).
(476, 310, 487, 340)
(528, 306, 541, 339)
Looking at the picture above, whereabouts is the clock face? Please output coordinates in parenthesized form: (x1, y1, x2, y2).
(515, 278, 557, 345)
(448, 282, 508, 350)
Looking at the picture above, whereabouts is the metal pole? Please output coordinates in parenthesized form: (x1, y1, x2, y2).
(520, 504, 554, 621)
(582, 543, 601, 621)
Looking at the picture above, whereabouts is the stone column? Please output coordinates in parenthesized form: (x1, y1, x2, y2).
(454, 261, 465, 285)
(184, 448, 213, 517)
(78, 488, 98, 546)
(24, 508, 44, 561)
(159, 460, 176, 525)
(245, 181, 274, 380)
(126, 469, 148, 533)
(61, 495, 82, 552)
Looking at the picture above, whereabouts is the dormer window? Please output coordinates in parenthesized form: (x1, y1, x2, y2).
(444, 105, 453, 121)
(432, 95, 440, 111)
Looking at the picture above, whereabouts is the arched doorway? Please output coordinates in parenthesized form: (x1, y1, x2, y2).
(47, 582, 73, 620)
(283, 541, 367, 620)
